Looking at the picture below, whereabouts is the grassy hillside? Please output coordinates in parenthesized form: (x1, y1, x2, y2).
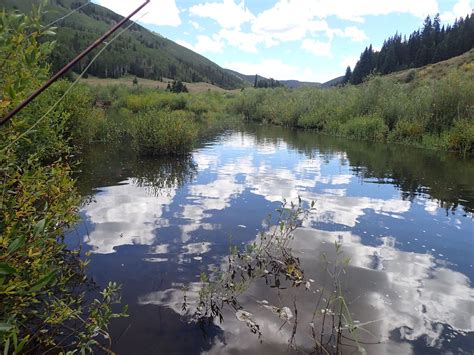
(320, 76, 344, 88)
(81, 75, 233, 93)
(390, 48, 474, 83)
(2, 0, 244, 89)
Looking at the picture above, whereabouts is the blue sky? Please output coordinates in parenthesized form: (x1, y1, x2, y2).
(94, 0, 473, 82)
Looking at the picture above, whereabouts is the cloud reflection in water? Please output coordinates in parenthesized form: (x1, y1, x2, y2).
(77, 130, 473, 353)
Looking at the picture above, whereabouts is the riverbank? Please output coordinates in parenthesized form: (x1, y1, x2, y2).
(229, 63, 473, 156)
(81, 58, 474, 157)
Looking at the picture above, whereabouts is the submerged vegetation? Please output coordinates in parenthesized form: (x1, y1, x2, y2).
(183, 200, 367, 354)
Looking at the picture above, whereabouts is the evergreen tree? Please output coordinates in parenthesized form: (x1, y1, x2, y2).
(167, 80, 188, 93)
(343, 66, 352, 84)
(348, 13, 474, 84)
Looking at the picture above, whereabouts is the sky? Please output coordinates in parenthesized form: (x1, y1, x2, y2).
(92, 0, 473, 83)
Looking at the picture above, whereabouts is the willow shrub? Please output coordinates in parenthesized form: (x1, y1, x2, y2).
(445, 119, 474, 156)
(388, 119, 425, 143)
(1, 8, 125, 353)
(229, 65, 473, 155)
(341, 114, 389, 141)
(91, 89, 238, 154)
(130, 109, 198, 156)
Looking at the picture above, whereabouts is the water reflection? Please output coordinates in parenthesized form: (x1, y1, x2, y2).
(132, 155, 196, 197)
(78, 154, 196, 254)
(146, 228, 474, 354)
(70, 125, 474, 354)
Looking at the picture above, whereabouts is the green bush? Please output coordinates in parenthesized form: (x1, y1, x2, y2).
(342, 114, 389, 141)
(445, 120, 474, 156)
(229, 65, 473, 155)
(130, 110, 198, 155)
(389, 119, 425, 143)
(1, 9, 126, 353)
(298, 110, 327, 130)
(429, 70, 474, 133)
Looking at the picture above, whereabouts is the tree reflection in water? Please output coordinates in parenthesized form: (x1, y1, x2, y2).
(131, 155, 197, 196)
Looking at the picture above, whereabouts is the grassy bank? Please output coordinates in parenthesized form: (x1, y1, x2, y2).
(229, 61, 474, 156)
(78, 85, 239, 156)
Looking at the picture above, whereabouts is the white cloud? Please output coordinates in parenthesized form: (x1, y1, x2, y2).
(177, 35, 224, 53)
(332, 26, 369, 42)
(440, 0, 473, 23)
(189, 0, 255, 30)
(96, 0, 181, 27)
(248, 0, 437, 45)
(218, 28, 262, 53)
(301, 39, 332, 57)
(251, 1, 330, 44)
(190, 21, 202, 30)
(267, 0, 440, 22)
(195, 34, 225, 53)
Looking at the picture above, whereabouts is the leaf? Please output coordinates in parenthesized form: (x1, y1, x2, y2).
(0, 264, 17, 276)
(33, 219, 46, 236)
(7, 236, 26, 254)
(0, 322, 13, 332)
(42, 29, 56, 36)
(7, 85, 15, 100)
(30, 270, 56, 292)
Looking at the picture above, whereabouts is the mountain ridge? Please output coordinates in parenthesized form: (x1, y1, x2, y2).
(3, 0, 347, 90)
(2, 0, 244, 89)
(225, 69, 344, 88)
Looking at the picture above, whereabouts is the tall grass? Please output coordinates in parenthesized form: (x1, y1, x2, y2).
(229, 66, 474, 155)
(130, 110, 197, 156)
(78, 87, 239, 156)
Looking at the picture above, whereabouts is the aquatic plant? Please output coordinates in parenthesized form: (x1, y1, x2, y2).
(182, 199, 369, 354)
(130, 109, 198, 156)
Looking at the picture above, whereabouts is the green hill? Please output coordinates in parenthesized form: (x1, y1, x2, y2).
(347, 14, 473, 85)
(225, 69, 344, 89)
(389, 48, 474, 83)
(2, 0, 244, 89)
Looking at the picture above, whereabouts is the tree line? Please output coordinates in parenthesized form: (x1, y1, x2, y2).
(253, 75, 284, 88)
(344, 13, 474, 84)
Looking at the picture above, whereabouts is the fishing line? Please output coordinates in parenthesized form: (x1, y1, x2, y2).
(42, 0, 92, 30)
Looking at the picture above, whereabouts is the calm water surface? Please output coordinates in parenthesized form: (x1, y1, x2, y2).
(69, 125, 474, 354)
